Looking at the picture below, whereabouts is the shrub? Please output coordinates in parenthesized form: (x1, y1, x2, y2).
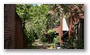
(53, 36, 59, 44)
(41, 37, 47, 42)
(47, 29, 57, 43)
(24, 30, 35, 48)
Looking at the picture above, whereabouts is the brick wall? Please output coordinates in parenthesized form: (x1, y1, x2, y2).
(4, 4, 16, 49)
(4, 4, 24, 49)
(15, 13, 24, 49)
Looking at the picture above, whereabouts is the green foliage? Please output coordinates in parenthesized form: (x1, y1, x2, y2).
(16, 4, 84, 49)
(25, 30, 35, 48)
(67, 37, 74, 48)
(16, 4, 32, 21)
(47, 29, 56, 37)
(75, 40, 84, 49)
(67, 36, 84, 49)
(16, 4, 50, 38)
(47, 29, 57, 43)
(16, 4, 52, 48)
(41, 37, 47, 42)
(53, 36, 59, 44)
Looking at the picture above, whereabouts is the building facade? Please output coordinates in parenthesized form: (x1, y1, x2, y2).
(4, 4, 24, 49)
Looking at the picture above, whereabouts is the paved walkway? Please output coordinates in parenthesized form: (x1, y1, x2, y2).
(32, 39, 48, 49)
(32, 39, 62, 49)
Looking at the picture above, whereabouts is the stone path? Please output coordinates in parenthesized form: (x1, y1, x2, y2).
(32, 39, 48, 49)
(32, 39, 62, 49)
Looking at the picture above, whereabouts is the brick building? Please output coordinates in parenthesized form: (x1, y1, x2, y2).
(4, 4, 24, 49)
(48, 4, 84, 48)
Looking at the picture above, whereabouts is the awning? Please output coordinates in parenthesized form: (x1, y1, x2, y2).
(63, 17, 69, 31)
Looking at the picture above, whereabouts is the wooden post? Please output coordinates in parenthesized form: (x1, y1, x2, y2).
(59, 14, 63, 46)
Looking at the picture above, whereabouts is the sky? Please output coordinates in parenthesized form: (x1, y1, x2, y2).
(32, 4, 41, 6)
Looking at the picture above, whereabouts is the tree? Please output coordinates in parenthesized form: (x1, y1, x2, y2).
(16, 4, 50, 48)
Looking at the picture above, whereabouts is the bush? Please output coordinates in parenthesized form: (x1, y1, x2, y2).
(47, 29, 57, 43)
(47, 29, 56, 37)
(41, 37, 47, 42)
(53, 36, 59, 44)
(24, 30, 35, 48)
